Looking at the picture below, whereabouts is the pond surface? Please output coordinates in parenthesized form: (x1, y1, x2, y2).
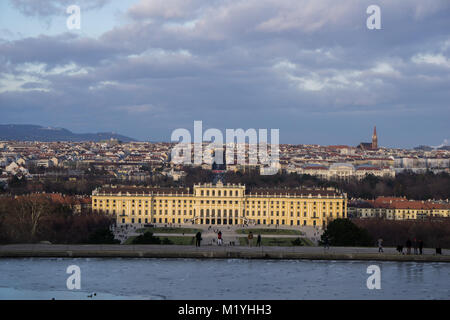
(0, 258, 449, 299)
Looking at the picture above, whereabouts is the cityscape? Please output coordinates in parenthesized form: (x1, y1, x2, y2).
(0, 0, 449, 307)
(2, 126, 449, 184)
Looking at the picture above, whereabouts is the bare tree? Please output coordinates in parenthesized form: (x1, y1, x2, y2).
(16, 194, 50, 241)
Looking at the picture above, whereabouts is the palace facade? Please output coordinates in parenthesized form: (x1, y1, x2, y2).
(92, 182, 347, 228)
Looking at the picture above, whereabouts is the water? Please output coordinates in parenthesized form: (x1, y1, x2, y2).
(0, 258, 449, 299)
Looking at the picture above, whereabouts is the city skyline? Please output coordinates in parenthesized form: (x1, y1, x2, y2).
(1, 0, 449, 148)
(0, 122, 448, 150)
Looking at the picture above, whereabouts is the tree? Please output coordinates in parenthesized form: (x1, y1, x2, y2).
(16, 194, 51, 241)
(86, 228, 120, 244)
(291, 238, 303, 246)
(320, 219, 373, 247)
(161, 237, 173, 245)
(131, 231, 161, 244)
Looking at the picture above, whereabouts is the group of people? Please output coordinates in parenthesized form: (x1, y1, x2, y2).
(194, 230, 263, 247)
(396, 238, 424, 255)
(112, 224, 138, 244)
(377, 237, 425, 254)
(194, 230, 222, 247)
(246, 232, 262, 247)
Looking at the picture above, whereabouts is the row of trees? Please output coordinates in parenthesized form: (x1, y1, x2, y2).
(4, 165, 449, 200)
(353, 218, 450, 248)
(180, 168, 450, 200)
(320, 218, 450, 248)
(2, 166, 181, 196)
(4, 176, 102, 196)
(0, 194, 118, 244)
(339, 171, 450, 200)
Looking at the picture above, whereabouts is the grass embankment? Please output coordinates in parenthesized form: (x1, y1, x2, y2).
(236, 228, 304, 236)
(125, 235, 195, 245)
(136, 227, 202, 234)
(238, 237, 312, 246)
(159, 236, 195, 245)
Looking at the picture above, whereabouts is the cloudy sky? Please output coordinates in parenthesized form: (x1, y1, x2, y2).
(0, 0, 449, 148)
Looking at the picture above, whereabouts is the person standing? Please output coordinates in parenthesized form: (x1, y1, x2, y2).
(406, 238, 412, 255)
(413, 238, 418, 255)
(217, 231, 223, 246)
(323, 234, 330, 250)
(377, 238, 384, 253)
(256, 234, 262, 247)
(195, 231, 202, 247)
(418, 240, 424, 255)
(248, 232, 254, 247)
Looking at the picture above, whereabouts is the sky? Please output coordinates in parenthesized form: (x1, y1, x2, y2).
(0, 0, 449, 148)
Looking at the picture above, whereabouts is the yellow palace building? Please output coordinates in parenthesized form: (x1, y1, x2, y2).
(92, 181, 347, 228)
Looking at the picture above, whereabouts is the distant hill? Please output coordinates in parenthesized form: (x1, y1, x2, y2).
(0, 124, 136, 142)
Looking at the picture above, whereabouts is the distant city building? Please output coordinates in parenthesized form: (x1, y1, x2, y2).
(1, 136, 448, 183)
(92, 182, 347, 228)
(288, 162, 395, 181)
(349, 196, 450, 220)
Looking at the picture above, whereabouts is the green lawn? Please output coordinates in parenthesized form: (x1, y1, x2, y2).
(126, 234, 311, 246)
(124, 236, 136, 245)
(125, 235, 195, 245)
(236, 228, 304, 236)
(159, 236, 196, 245)
(238, 237, 310, 247)
(301, 238, 314, 246)
(136, 227, 202, 234)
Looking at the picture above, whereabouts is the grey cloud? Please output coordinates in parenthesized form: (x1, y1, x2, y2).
(9, 0, 111, 17)
(1, 0, 450, 146)
(0, 33, 128, 68)
(127, 0, 207, 20)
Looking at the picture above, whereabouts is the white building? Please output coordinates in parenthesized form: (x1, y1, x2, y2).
(291, 163, 395, 181)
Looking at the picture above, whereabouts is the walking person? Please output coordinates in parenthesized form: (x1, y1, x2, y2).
(377, 237, 384, 253)
(256, 234, 262, 247)
(195, 231, 202, 247)
(217, 231, 223, 246)
(418, 240, 424, 255)
(406, 238, 412, 255)
(413, 238, 418, 255)
(248, 232, 254, 247)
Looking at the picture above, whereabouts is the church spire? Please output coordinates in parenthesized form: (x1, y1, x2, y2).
(372, 125, 378, 149)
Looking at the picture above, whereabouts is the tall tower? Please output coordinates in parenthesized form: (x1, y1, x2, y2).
(372, 126, 378, 149)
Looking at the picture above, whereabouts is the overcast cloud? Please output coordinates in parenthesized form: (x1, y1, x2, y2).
(0, 0, 449, 147)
